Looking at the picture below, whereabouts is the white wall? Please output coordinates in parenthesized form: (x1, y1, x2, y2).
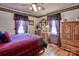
(28, 16, 39, 34)
(38, 16, 47, 21)
(28, 16, 47, 34)
(61, 9, 79, 21)
(0, 11, 15, 35)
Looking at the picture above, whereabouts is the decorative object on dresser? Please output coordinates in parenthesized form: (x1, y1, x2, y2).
(61, 21, 79, 55)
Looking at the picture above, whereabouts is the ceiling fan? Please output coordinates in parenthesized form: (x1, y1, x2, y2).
(21, 3, 45, 12)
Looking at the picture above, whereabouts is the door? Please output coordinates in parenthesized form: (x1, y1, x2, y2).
(62, 22, 72, 41)
(72, 22, 79, 47)
(73, 22, 79, 41)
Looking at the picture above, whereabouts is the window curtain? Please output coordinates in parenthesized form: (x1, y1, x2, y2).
(14, 14, 28, 34)
(48, 13, 61, 45)
(48, 13, 61, 33)
(51, 20, 60, 35)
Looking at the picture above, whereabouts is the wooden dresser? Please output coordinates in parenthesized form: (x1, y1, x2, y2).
(61, 21, 79, 55)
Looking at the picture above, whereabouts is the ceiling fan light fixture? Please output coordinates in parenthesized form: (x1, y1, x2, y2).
(29, 7, 32, 10)
(28, 3, 44, 12)
(32, 3, 37, 12)
(38, 6, 42, 10)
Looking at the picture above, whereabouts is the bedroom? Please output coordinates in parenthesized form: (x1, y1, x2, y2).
(0, 3, 79, 56)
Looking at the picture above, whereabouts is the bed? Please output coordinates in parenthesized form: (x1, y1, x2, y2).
(0, 33, 45, 56)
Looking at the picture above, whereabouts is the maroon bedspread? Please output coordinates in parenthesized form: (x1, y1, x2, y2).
(0, 33, 43, 56)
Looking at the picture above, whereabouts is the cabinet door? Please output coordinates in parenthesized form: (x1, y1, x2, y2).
(62, 22, 72, 41)
(73, 22, 79, 40)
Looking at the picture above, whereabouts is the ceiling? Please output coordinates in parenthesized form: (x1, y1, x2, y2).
(0, 3, 79, 17)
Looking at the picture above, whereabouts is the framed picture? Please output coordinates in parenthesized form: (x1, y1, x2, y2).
(29, 20, 34, 25)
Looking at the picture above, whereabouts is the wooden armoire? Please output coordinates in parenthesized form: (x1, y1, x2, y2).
(61, 21, 79, 55)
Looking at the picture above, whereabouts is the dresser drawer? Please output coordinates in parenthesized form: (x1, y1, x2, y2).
(61, 43, 71, 51)
(67, 44, 79, 54)
(61, 43, 79, 54)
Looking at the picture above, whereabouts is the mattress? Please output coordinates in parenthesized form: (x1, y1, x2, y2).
(0, 33, 43, 56)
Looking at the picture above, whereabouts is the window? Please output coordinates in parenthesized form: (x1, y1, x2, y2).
(52, 20, 57, 35)
(18, 20, 24, 34)
(14, 14, 28, 34)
